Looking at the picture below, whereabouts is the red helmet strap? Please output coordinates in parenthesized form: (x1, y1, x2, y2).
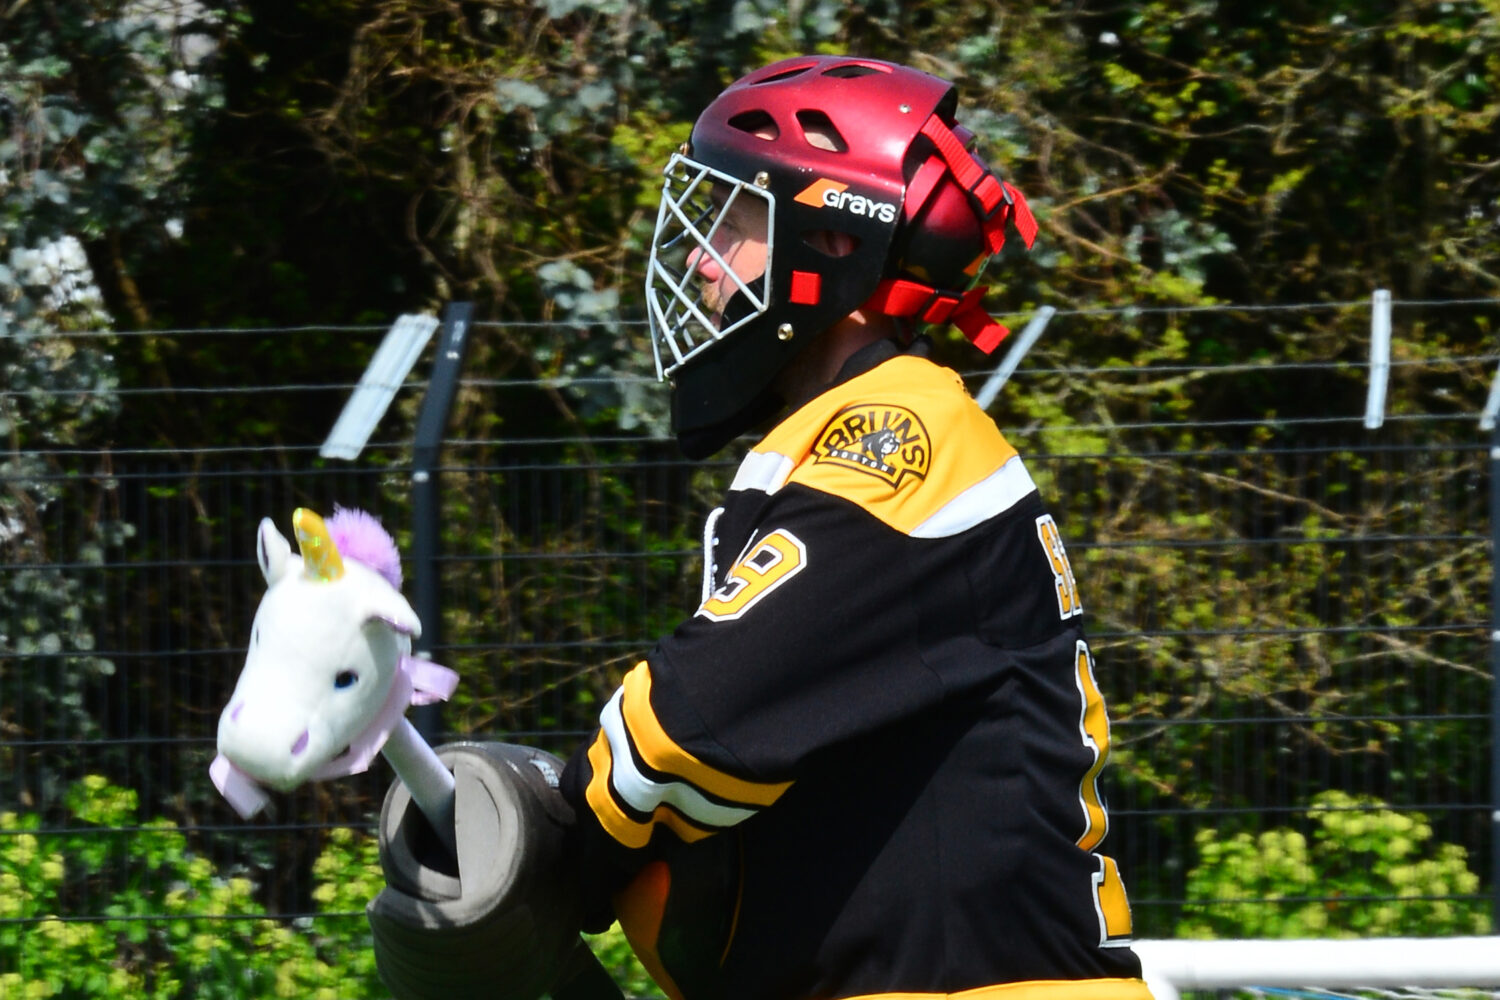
(858, 116, 1039, 355)
(863, 279, 1012, 354)
(917, 115, 1039, 255)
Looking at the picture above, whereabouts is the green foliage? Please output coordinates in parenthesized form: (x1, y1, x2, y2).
(584, 924, 662, 999)
(437, 443, 709, 738)
(1, 775, 386, 999)
(1, 772, 663, 999)
(0, 2, 213, 797)
(1176, 791, 1492, 939)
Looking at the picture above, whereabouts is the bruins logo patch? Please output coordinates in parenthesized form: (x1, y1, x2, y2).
(813, 404, 931, 487)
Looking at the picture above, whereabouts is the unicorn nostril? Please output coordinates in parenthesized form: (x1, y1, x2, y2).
(230, 702, 244, 723)
(290, 730, 310, 757)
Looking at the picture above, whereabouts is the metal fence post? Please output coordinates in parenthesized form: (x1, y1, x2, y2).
(1486, 362, 1500, 929)
(410, 301, 474, 744)
(1491, 425, 1500, 928)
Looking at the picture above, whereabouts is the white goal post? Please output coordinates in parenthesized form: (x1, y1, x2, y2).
(1134, 937, 1500, 999)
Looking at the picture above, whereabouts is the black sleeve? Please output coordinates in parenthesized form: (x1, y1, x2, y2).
(559, 483, 1010, 882)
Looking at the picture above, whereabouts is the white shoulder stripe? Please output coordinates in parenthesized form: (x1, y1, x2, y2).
(730, 450, 795, 494)
(599, 689, 759, 829)
(910, 454, 1037, 538)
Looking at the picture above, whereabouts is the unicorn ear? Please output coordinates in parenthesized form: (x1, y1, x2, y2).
(364, 586, 423, 639)
(257, 517, 292, 585)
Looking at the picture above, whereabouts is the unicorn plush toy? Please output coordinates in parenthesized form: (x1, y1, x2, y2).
(211, 506, 460, 852)
(211, 506, 621, 1000)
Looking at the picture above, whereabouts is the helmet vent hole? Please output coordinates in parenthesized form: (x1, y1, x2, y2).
(821, 63, 888, 79)
(795, 111, 847, 152)
(728, 110, 779, 141)
(802, 230, 860, 258)
(754, 65, 813, 85)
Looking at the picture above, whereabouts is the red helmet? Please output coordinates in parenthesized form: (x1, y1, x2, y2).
(645, 55, 1038, 457)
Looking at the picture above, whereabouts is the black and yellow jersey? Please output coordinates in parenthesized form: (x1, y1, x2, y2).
(561, 340, 1150, 1000)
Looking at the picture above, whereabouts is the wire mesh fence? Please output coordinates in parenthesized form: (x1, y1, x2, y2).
(2, 308, 1497, 986)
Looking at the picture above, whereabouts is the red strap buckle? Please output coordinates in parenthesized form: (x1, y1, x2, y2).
(966, 170, 1010, 222)
(917, 290, 962, 324)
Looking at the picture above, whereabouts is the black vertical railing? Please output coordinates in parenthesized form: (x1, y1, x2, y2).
(1490, 424, 1500, 928)
(410, 301, 474, 744)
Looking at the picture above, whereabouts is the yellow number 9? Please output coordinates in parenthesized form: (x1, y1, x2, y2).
(697, 529, 807, 623)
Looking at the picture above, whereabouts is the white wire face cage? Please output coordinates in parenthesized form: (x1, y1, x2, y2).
(645, 152, 776, 380)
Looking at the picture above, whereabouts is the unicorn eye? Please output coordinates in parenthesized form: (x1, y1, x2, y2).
(334, 670, 359, 689)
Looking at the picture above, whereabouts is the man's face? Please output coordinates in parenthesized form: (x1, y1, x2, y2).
(687, 189, 769, 329)
(645, 154, 777, 381)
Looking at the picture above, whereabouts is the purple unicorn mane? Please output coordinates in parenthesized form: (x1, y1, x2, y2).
(326, 506, 402, 589)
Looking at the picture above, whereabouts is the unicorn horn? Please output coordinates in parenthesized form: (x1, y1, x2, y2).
(293, 508, 345, 582)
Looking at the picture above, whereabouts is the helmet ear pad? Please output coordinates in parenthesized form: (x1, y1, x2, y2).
(890, 153, 990, 290)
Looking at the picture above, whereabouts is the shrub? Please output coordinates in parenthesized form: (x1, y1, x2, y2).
(2, 774, 659, 997)
(1176, 790, 1491, 939)
(0, 775, 381, 998)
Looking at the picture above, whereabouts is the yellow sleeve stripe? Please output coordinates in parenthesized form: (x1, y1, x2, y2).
(585, 730, 650, 848)
(602, 685, 761, 827)
(620, 663, 793, 809)
(582, 663, 794, 849)
(584, 728, 717, 848)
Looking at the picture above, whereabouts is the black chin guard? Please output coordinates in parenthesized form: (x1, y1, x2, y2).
(667, 292, 805, 458)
